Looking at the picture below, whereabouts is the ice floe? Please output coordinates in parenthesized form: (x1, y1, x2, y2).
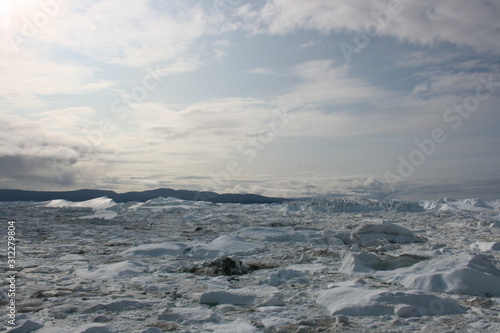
(351, 224, 425, 244)
(470, 241, 500, 252)
(316, 285, 466, 316)
(340, 251, 429, 274)
(75, 260, 148, 280)
(4, 196, 500, 332)
(342, 251, 500, 297)
(376, 253, 500, 296)
(190, 235, 265, 259)
(121, 242, 189, 257)
(44, 197, 117, 210)
(199, 286, 285, 306)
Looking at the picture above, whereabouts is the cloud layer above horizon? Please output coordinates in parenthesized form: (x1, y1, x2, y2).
(1, 0, 499, 200)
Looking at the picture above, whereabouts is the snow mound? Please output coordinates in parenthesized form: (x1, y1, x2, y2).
(352, 224, 425, 244)
(470, 241, 500, 252)
(376, 253, 500, 296)
(199, 286, 285, 306)
(158, 307, 219, 324)
(190, 235, 265, 259)
(44, 197, 116, 210)
(121, 242, 189, 257)
(316, 286, 465, 317)
(340, 252, 429, 274)
(76, 260, 148, 280)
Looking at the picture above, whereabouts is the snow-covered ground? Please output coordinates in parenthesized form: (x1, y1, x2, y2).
(1, 197, 499, 332)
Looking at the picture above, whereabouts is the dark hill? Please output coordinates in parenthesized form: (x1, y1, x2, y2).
(0, 188, 287, 204)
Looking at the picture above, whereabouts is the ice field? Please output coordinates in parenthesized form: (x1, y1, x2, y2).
(1, 197, 500, 332)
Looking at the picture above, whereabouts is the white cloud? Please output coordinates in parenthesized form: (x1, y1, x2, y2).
(240, 0, 500, 54)
(289, 59, 389, 103)
(0, 50, 114, 110)
(29, 1, 217, 68)
(299, 39, 321, 49)
(246, 67, 277, 76)
(421, 71, 490, 95)
(213, 39, 231, 62)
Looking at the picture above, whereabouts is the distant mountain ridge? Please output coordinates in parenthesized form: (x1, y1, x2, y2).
(0, 188, 287, 204)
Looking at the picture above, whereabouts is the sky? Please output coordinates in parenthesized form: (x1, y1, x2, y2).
(0, 0, 499, 200)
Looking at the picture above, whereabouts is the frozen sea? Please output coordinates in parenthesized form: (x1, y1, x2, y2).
(1, 197, 499, 332)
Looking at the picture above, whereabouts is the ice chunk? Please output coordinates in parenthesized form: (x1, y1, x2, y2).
(121, 242, 189, 257)
(352, 224, 425, 244)
(44, 197, 116, 210)
(470, 241, 500, 252)
(316, 286, 465, 317)
(200, 286, 285, 306)
(190, 235, 264, 259)
(376, 253, 500, 296)
(340, 252, 428, 274)
(43, 197, 118, 220)
(158, 307, 219, 324)
(75, 260, 147, 280)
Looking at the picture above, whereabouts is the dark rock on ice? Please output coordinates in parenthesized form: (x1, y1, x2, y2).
(187, 256, 251, 276)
